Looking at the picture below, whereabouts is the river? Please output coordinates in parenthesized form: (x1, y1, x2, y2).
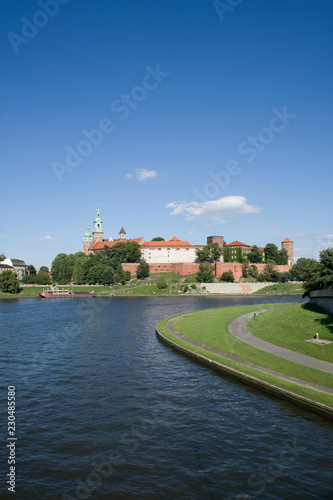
(0, 295, 332, 500)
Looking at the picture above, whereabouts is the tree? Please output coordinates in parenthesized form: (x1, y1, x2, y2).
(28, 265, 37, 276)
(114, 264, 126, 285)
(210, 243, 222, 262)
(195, 246, 211, 262)
(39, 266, 49, 273)
(35, 271, 52, 285)
(223, 247, 232, 263)
(73, 254, 90, 284)
(152, 237, 165, 241)
(264, 244, 280, 264)
(196, 244, 222, 263)
(196, 262, 214, 283)
(249, 265, 259, 280)
(136, 259, 150, 279)
(124, 241, 142, 262)
(277, 248, 288, 265)
(303, 248, 333, 296)
(86, 265, 104, 285)
(51, 253, 73, 284)
(290, 258, 315, 281)
(101, 266, 115, 285)
(248, 245, 263, 264)
(22, 274, 36, 284)
(241, 262, 249, 278)
(220, 270, 234, 282)
(263, 262, 281, 282)
(124, 271, 131, 282)
(0, 271, 20, 293)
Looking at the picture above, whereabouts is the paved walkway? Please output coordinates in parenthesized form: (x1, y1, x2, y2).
(229, 307, 333, 374)
(166, 310, 333, 396)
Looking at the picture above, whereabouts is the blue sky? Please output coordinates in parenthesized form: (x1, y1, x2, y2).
(1, 0, 332, 268)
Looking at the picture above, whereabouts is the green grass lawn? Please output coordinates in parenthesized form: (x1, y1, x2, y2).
(248, 303, 333, 362)
(253, 283, 304, 294)
(157, 304, 333, 408)
(0, 272, 201, 298)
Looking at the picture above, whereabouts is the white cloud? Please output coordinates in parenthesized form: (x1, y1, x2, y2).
(316, 235, 333, 241)
(166, 196, 261, 223)
(40, 235, 53, 241)
(126, 169, 157, 181)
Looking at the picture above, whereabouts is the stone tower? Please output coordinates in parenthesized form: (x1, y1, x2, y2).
(83, 223, 93, 254)
(93, 206, 104, 243)
(207, 236, 224, 248)
(119, 227, 126, 241)
(281, 237, 293, 265)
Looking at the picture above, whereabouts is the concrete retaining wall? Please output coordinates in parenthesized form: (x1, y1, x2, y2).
(202, 283, 272, 294)
(309, 289, 333, 314)
(156, 326, 333, 421)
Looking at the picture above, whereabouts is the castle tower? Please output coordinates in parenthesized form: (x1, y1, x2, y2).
(83, 223, 93, 254)
(119, 227, 126, 241)
(281, 237, 293, 265)
(207, 236, 224, 248)
(93, 206, 104, 243)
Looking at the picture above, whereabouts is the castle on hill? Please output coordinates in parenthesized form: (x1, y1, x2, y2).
(82, 207, 294, 266)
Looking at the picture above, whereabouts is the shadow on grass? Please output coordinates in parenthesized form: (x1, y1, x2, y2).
(302, 303, 333, 336)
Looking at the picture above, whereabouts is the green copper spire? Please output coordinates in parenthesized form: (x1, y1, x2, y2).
(83, 223, 93, 243)
(93, 206, 103, 233)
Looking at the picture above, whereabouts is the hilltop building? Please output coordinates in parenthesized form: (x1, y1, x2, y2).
(0, 255, 28, 280)
(281, 237, 294, 265)
(82, 207, 294, 272)
(225, 241, 265, 262)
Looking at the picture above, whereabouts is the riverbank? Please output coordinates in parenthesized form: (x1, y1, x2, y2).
(156, 304, 333, 420)
(0, 279, 303, 298)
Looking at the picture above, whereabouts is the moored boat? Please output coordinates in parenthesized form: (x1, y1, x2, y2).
(38, 286, 96, 298)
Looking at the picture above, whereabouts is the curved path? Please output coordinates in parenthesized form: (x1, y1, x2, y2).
(229, 307, 333, 375)
(166, 310, 333, 396)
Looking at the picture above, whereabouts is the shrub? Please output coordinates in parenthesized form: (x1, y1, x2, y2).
(257, 272, 266, 282)
(249, 265, 259, 279)
(157, 279, 167, 289)
(220, 270, 235, 282)
(196, 262, 215, 283)
(136, 260, 150, 279)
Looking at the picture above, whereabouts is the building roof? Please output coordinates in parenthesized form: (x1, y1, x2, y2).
(226, 240, 250, 248)
(11, 259, 27, 266)
(119, 227, 126, 235)
(0, 263, 13, 269)
(282, 237, 293, 243)
(143, 237, 191, 248)
(249, 245, 265, 252)
(88, 238, 145, 251)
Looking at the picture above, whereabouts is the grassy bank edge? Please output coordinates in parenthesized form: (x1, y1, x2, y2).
(156, 309, 333, 418)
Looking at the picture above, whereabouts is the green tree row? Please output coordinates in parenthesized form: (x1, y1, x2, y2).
(51, 241, 145, 285)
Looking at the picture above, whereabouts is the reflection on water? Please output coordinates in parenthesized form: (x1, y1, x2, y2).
(0, 295, 332, 500)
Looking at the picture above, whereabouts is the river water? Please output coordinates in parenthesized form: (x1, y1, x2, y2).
(0, 295, 332, 500)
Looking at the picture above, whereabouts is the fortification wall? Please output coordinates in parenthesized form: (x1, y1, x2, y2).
(122, 262, 291, 279)
(309, 289, 333, 314)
